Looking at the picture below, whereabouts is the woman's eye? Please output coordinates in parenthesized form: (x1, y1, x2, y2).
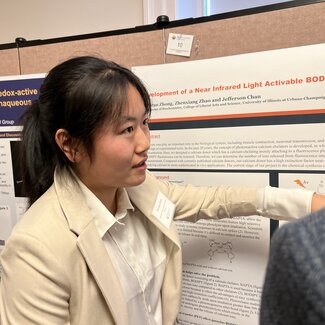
(143, 118, 149, 126)
(124, 126, 134, 133)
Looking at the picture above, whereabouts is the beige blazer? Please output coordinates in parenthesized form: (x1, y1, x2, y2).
(0, 169, 258, 325)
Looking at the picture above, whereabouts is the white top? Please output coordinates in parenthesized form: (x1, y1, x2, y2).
(256, 186, 313, 220)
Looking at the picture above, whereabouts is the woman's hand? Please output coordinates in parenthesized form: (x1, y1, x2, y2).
(311, 193, 325, 212)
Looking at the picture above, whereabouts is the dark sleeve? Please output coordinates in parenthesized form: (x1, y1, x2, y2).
(260, 210, 325, 325)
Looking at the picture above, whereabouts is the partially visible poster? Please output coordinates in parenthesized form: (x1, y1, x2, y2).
(0, 74, 44, 251)
(278, 173, 325, 227)
(279, 173, 325, 194)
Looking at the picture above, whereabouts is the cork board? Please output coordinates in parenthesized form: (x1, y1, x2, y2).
(0, 1, 324, 76)
(0, 49, 20, 76)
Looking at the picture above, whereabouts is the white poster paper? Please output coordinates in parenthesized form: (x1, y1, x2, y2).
(154, 172, 269, 325)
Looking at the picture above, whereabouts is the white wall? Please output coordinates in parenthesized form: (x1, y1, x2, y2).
(0, 0, 144, 45)
(208, 0, 294, 14)
(0, 0, 296, 46)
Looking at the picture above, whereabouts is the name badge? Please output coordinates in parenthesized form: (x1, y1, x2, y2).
(152, 192, 175, 229)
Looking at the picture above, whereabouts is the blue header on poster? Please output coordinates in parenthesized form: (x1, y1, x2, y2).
(0, 77, 44, 126)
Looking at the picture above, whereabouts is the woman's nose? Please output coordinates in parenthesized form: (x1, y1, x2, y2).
(136, 128, 150, 153)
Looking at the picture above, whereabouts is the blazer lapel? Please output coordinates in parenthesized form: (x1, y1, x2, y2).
(127, 171, 181, 248)
(54, 169, 128, 324)
(77, 222, 128, 324)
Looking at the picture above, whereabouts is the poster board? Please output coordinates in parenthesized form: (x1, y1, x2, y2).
(1, 1, 325, 324)
(1, 42, 324, 324)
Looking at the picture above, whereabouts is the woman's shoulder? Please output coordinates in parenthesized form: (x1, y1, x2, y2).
(7, 185, 75, 254)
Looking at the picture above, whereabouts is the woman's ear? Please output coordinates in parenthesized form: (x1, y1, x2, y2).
(55, 128, 82, 163)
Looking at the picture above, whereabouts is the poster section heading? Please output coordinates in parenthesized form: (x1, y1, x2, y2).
(0, 75, 45, 126)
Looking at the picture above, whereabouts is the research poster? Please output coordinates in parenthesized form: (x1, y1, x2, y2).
(133, 43, 325, 325)
(0, 74, 44, 252)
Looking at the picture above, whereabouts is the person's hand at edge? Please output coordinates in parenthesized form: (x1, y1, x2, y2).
(311, 193, 325, 212)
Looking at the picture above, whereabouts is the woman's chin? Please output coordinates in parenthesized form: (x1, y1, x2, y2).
(127, 173, 147, 187)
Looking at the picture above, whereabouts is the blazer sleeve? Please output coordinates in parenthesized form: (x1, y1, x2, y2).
(130, 170, 258, 222)
(0, 232, 70, 324)
(129, 170, 313, 222)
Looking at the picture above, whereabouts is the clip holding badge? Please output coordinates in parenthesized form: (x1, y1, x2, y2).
(152, 192, 175, 229)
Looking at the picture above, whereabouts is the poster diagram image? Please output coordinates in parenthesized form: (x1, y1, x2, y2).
(280, 173, 325, 194)
(293, 179, 307, 188)
(10, 140, 26, 198)
(207, 240, 235, 263)
(293, 177, 325, 194)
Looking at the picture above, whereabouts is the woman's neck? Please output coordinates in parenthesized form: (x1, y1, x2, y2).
(72, 168, 118, 215)
(95, 188, 118, 215)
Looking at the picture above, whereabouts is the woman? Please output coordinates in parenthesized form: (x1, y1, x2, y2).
(0, 56, 324, 324)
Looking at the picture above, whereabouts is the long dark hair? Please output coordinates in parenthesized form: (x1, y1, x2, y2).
(20, 56, 151, 205)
